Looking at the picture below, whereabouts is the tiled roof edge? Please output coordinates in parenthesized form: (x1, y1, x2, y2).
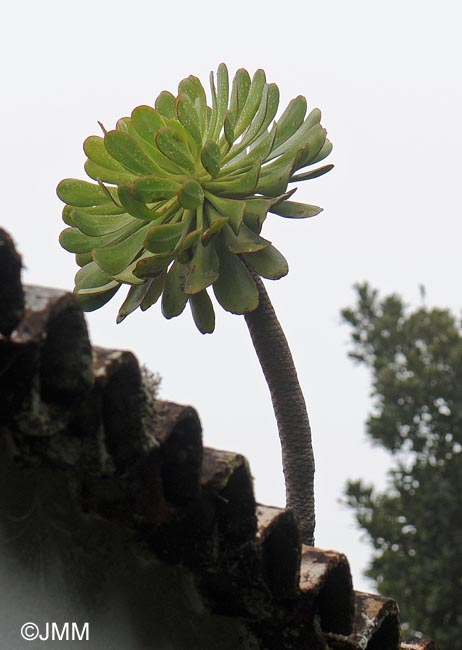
(0, 229, 438, 650)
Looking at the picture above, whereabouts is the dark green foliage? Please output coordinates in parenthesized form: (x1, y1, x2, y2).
(342, 283, 462, 649)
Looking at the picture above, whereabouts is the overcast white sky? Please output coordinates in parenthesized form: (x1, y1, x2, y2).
(2, 0, 461, 592)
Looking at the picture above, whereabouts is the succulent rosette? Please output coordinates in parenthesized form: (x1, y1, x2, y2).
(57, 64, 333, 333)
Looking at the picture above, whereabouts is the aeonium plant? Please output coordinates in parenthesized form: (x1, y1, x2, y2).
(57, 64, 333, 545)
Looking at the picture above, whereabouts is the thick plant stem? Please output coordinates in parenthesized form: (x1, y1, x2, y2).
(244, 272, 315, 545)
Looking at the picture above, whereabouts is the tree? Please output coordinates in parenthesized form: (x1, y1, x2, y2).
(342, 283, 462, 649)
(57, 64, 333, 545)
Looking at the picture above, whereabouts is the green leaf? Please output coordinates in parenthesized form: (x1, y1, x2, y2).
(178, 179, 204, 209)
(155, 126, 196, 174)
(234, 69, 266, 138)
(223, 110, 236, 146)
(176, 92, 203, 147)
(178, 75, 208, 137)
(84, 159, 135, 186)
(202, 204, 228, 244)
(190, 290, 215, 334)
(117, 282, 152, 323)
(76, 252, 93, 267)
(255, 160, 293, 197)
(84, 135, 128, 171)
(161, 261, 188, 318)
(140, 270, 167, 310)
(60, 219, 143, 254)
(93, 223, 151, 274)
(155, 90, 176, 119)
(59, 227, 99, 254)
(117, 185, 160, 221)
(177, 228, 201, 264)
(222, 223, 271, 253)
(236, 82, 279, 152)
(131, 175, 180, 202)
(74, 261, 113, 291)
(71, 208, 135, 237)
(73, 203, 126, 216)
(163, 117, 198, 157)
(112, 260, 147, 285)
(62, 205, 75, 226)
(291, 126, 327, 171)
(127, 121, 185, 176)
(290, 163, 334, 182)
(203, 164, 260, 198)
(223, 123, 276, 170)
(243, 190, 296, 232)
(204, 193, 245, 234)
(57, 179, 117, 207)
(308, 138, 333, 165)
(104, 130, 161, 175)
(75, 283, 120, 312)
(251, 124, 278, 160)
(228, 68, 251, 124)
(207, 70, 219, 140)
(242, 244, 288, 280)
(134, 252, 173, 278)
(269, 200, 322, 218)
(116, 117, 130, 132)
(213, 238, 259, 314)
(130, 105, 164, 143)
(268, 109, 322, 162)
(272, 95, 307, 150)
(77, 282, 121, 296)
(184, 240, 219, 294)
(144, 221, 187, 254)
(209, 63, 229, 142)
(242, 199, 271, 233)
(201, 141, 221, 177)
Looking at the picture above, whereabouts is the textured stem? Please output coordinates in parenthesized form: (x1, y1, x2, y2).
(244, 272, 315, 545)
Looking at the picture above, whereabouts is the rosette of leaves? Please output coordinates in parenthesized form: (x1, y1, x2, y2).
(57, 64, 333, 334)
